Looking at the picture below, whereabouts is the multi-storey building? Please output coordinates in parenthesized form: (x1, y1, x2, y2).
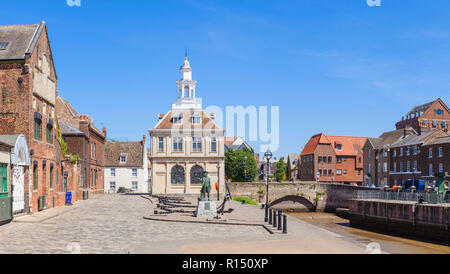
(104, 136, 149, 193)
(56, 96, 107, 195)
(419, 134, 450, 185)
(0, 22, 61, 212)
(388, 130, 449, 186)
(148, 57, 225, 195)
(395, 98, 450, 134)
(300, 133, 367, 185)
(362, 128, 414, 187)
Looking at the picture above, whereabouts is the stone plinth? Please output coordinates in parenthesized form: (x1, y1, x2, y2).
(196, 200, 218, 218)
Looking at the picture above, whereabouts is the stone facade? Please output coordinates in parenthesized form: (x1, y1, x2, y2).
(149, 57, 225, 195)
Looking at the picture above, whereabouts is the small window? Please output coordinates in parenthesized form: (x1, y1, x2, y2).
(211, 137, 217, 152)
(132, 181, 138, 190)
(0, 42, 9, 50)
(191, 113, 201, 125)
(173, 113, 183, 124)
(192, 137, 202, 152)
(46, 124, 53, 144)
(120, 155, 127, 163)
(439, 163, 443, 173)
(429, 148, 433, 158)
(343, 169, 347, 174)
(173, 137, 183, 152)
(110, 182, 116, 190)
(110, 168, 116, 177)
(328, 156, 332, 163)
(132, 168, 138, 177)
(318, 156, 322, 163)
(438, 147, 443, 157)
(158, 137, 164, 152)
(34, 118, 42, 140)
(336, 169, 342, 175)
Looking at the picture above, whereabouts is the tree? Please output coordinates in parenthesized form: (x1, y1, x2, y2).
(275, 157, 287, 182)
(225, 147, 258, 182)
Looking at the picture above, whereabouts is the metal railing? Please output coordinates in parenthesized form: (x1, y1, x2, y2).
(354, 190, 450, 204)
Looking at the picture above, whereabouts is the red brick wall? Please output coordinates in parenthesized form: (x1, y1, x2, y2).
(0, 25, 60, 213)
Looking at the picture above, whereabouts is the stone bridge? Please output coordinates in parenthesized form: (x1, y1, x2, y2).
(228, 181, 376, 212)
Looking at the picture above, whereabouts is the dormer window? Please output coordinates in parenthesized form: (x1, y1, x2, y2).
(0, 42, 9, 51)
(173, 113, 183, 124)
(120, 154, 127, 163)
(191, 113, 201, 124)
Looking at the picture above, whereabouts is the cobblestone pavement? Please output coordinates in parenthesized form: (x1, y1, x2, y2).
(0, 194, 367, 254)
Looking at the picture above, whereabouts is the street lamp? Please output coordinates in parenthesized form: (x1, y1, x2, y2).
(264, 149, 273, 222)
(217, 163, 221, 201)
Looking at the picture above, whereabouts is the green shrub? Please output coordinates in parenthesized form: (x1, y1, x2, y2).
(233, 196, 258, 206)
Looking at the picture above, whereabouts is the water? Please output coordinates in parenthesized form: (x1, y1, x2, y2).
(289, 212, 450, 254)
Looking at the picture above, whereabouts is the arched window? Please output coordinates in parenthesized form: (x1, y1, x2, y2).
(171, 165, 185, 185)
(190, 165, 204, 185)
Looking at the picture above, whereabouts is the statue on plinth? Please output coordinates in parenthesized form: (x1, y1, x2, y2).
(200, 171, 211, 201)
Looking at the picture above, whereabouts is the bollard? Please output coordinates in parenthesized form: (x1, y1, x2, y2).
(278, 210, 282, 231)
(282, 214, 287, 234)
(273, 210, 277, 228)
(269, 208, 273, 225)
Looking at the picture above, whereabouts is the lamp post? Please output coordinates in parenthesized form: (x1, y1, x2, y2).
(217, 163, 220, 201)
(264, 149, 273, 222)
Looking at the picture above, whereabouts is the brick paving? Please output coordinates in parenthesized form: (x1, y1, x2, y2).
(0, 194, 368, 254)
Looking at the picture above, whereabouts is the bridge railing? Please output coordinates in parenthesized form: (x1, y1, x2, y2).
(354, 190, 450, 204)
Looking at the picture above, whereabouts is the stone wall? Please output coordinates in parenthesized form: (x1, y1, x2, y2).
(228, 181, 374, 212)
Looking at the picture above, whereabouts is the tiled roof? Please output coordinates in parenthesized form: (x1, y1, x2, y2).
(326, 136, 367, 156)
(424, 135, 450, 146)
(287, 154, 300, 169)
(104, 141, 144, 167)
(300, 133, 330, 156)
(0, 23, 42, 60)
(390, 130, 437, 148)
(57, 96, 79, 119)
(59, 121, 85, 136)
(154, 110, 220, 130)
(374, 129, 414, 149)
(224, 137, 238, 146)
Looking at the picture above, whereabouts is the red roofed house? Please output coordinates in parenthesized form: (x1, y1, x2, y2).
(300, 133, 368, 185)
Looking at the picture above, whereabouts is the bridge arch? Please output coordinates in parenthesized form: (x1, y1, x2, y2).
(270, 195, 316, 212)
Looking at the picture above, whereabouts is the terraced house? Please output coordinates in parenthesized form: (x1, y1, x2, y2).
(0, 22, 62, 212)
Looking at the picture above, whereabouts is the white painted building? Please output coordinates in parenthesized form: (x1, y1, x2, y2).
(104, 136, 149, 193)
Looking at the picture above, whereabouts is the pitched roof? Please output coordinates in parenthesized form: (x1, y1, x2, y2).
(59, 121, 85, 136)
(104, 141, 144, 167)
(154, 110, 220, 130)
(0, 135, 16, 147)
(300, 133, 330, 156)
(423, 135, 450, 146)
(326, 136, 367, 156)
(224, 137, 238, 146)
(0, 23, 44, 60)
(390, 130, 437, 148)
(406, 100, 435, 116)
(57, 96, 80, 119)
(374, 129, 414, 149)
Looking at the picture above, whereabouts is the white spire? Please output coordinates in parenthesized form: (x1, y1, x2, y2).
(173, 55, 201, 110)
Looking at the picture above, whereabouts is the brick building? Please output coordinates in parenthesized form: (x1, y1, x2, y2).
(388, 130, 449, 186)
(362, 128, 415, 187)
(0, 22, 63, 212)
(56, 97, 106, 195)
(418, 133, 450, 185)
(300, 133, 368, 185)
(395, 98, 450, 134)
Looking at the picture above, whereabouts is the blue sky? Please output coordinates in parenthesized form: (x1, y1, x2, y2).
(1, 0, 449, 158)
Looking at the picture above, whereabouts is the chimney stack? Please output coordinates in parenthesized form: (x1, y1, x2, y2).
(143, 134, 146, 144)
(103, 127, 107, 138)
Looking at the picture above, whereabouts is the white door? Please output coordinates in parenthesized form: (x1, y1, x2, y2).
(12, 166, 25, 213)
